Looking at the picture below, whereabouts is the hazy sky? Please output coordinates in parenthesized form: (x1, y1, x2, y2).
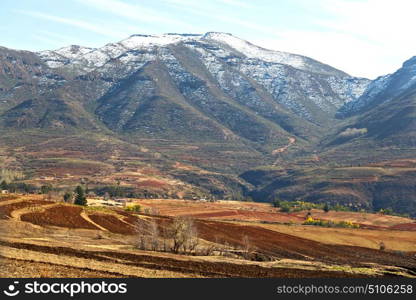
(1, 0, 415, 79)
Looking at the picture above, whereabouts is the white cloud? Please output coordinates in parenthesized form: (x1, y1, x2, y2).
(252, 31, 391, 78)
(215, 0, 255, 9)
(76, 0, 195, 30)
(313, 0, 415, 77)
(32, 30, 87, 48)
(163, 0, 274, 35)
(17, 10, 126, 39)
(253, 0, 416, 78)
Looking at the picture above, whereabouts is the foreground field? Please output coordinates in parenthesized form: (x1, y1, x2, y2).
(0, 195, 415, 278)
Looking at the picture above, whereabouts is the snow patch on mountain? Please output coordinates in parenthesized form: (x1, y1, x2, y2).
(203, 32, 306, 70)
(120, 34, 202, 49)
(338, 56, 416, 117)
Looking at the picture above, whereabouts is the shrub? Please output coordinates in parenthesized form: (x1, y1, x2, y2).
(40, 184, 53, 194)
(279, 203, 291, 213)
(272, 199, 281, 208)
(125, 204, 141, 213)
(303, 217, 359, 228)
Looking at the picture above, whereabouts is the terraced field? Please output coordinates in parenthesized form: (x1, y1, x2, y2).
(0, 195, 415, 278)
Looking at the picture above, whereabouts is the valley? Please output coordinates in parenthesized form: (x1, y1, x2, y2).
(0, 32, 415, 279)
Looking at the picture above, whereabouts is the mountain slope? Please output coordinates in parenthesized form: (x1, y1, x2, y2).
(242, 57, 416, 216)
(326, 57, 416, 157)
(338, 56, 416, 118)
(0, 32, 372, 168)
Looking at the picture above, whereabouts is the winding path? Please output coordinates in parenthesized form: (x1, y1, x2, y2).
(272, 137, 296, 165)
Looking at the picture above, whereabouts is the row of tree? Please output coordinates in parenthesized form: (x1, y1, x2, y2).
(1, 179, 88, 206)
(135, 216, 258, 260)
(64, 186, 87, 206)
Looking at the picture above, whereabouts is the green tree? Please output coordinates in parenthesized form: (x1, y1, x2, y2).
(74, 186, 87, 206)
(280, 202, 291, 213)
(0, 180, 8, 190)
(272, 199, 281, 208)
(63, 192, 73, 203)
(40, 184, 52, 194)
(323, 203, 330, 213)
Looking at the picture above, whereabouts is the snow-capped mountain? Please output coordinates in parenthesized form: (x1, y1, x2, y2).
(38, 32, 346, 75)
(33, 32, 370, 124)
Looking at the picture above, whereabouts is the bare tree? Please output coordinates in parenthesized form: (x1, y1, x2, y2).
(183, 220, 199, 254)
(242, 235, 255, 260)
(44, 191, 61, 202)
(160, 225, 169, 252)
(135, 219, 148, 250)
(168, 217, 198, 254)
(148, 219, 160, 251)
(200, 244, 216, 256)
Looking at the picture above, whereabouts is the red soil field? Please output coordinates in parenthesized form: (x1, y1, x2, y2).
(136, 180, 169, 189)
(21, 205, 99, 229)
(390, 223, 416, 231)
(89, 214, 136, 234)
(2, 197, 415, 278)
(0, 240, 372, 278)
(0, 195, 19, 202)
(190, 220, 416, 269)
(0, 201, 53, 219)
(187, 210, 305, 223)
(116, 210, 140, 225)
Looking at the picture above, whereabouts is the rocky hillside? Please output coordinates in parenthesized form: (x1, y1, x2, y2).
(338, 56, 416, 118)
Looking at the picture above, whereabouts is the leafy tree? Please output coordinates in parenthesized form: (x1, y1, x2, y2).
(74, 185, 87, 206)
(379, 208, 394, 215)
(0, 180, 8, 190)
(7, 182, 37, 194)
(280, 202, 291, 213)
(63, 192, 73, 203)
(323, 203, 330, 213)
(40, 184, 53, 194)
(272, 199, 281, 208)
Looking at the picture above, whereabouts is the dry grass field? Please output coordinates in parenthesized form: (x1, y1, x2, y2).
(0, 194, 415, 278)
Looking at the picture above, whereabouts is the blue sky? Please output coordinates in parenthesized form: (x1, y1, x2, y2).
(1, 0, 415, 78)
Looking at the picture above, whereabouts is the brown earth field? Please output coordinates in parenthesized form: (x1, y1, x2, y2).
(0, 195, 415, 278)
(133, 199, 416, 229)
